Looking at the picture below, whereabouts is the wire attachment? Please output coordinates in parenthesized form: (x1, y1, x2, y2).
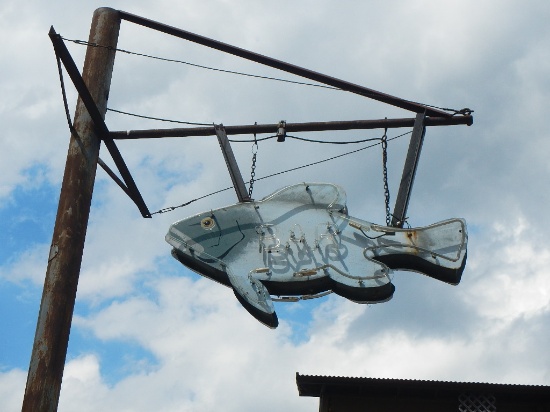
(277, 120, 286, 142)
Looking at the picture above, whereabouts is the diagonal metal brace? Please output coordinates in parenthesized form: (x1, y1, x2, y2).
(49, 26, 151, 218)
(119, 10, 453, 118)
(215, 124, 251, 203)
(391, 111, 426, 227)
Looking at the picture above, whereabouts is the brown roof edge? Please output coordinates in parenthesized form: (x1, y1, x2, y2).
(296, 373, 550, 400)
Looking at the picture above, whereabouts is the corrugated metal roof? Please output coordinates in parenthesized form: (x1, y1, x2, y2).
(296, 373, 550, 400)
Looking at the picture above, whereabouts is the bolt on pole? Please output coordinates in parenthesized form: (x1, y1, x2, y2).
(22, 8, 120, 412)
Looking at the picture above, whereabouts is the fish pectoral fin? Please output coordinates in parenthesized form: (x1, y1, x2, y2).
(227, 270, 278, 329)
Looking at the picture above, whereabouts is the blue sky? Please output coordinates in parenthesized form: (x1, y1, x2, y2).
(2, 0, 550, 410)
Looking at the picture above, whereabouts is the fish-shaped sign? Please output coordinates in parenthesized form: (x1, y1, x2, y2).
(166, 183, 467, 328)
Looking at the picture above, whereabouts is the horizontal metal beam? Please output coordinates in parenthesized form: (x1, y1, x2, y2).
(109, 115, 473, 140)
(118, 10, 453, 118)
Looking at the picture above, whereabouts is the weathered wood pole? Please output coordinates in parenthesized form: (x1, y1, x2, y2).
(22, 8, 120, 411)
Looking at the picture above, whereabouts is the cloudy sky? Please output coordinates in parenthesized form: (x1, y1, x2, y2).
(2, 0, 550, 410)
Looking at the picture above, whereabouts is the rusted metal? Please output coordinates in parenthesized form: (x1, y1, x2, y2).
(405, 230, 420, 255)
(49, 27, 151, 218)
(391, 112, 426, 227)
(109, 115, 473, 140)
(22, 8, 121, 412)
(118, 10, 452, 118)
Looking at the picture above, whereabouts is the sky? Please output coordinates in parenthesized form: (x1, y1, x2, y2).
(1, 0, 550, 410)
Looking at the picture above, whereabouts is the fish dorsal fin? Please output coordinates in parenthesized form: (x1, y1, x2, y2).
(263, 183, 346, 210)
(226, 268, 278, 328)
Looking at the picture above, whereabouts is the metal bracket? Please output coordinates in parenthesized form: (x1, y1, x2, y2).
(391, 111, 426, 227)
(215, 124, 252, 203)
(49, 27, 151, 218)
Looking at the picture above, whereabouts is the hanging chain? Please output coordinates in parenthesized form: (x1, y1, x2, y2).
(381, 128, 392, 226)
(248, 123, 258, 198)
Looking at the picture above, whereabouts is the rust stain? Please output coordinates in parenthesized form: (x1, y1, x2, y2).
(405, 230, 419, 254)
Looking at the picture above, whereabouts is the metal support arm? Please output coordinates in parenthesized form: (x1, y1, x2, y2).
(215, 124, 252, 202)
(391, 112, 426, 227)
(118, 10, 452, 118)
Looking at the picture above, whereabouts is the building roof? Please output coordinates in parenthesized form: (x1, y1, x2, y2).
(296, 373, 550, 401)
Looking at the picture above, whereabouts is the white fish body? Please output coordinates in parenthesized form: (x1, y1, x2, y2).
(166, 183, 467, 328)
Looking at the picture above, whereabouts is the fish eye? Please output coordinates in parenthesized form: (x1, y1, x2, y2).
(201, 217, 216, 230)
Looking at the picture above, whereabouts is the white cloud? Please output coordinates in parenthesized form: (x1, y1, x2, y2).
(464, 217, 550, 322)
(0, 368, 26, 412)
(59, 355, 110, 412)
(0, 244, 49, 286)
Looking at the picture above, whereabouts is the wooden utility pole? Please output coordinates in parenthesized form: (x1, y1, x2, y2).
(22, 8, 120, 411)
